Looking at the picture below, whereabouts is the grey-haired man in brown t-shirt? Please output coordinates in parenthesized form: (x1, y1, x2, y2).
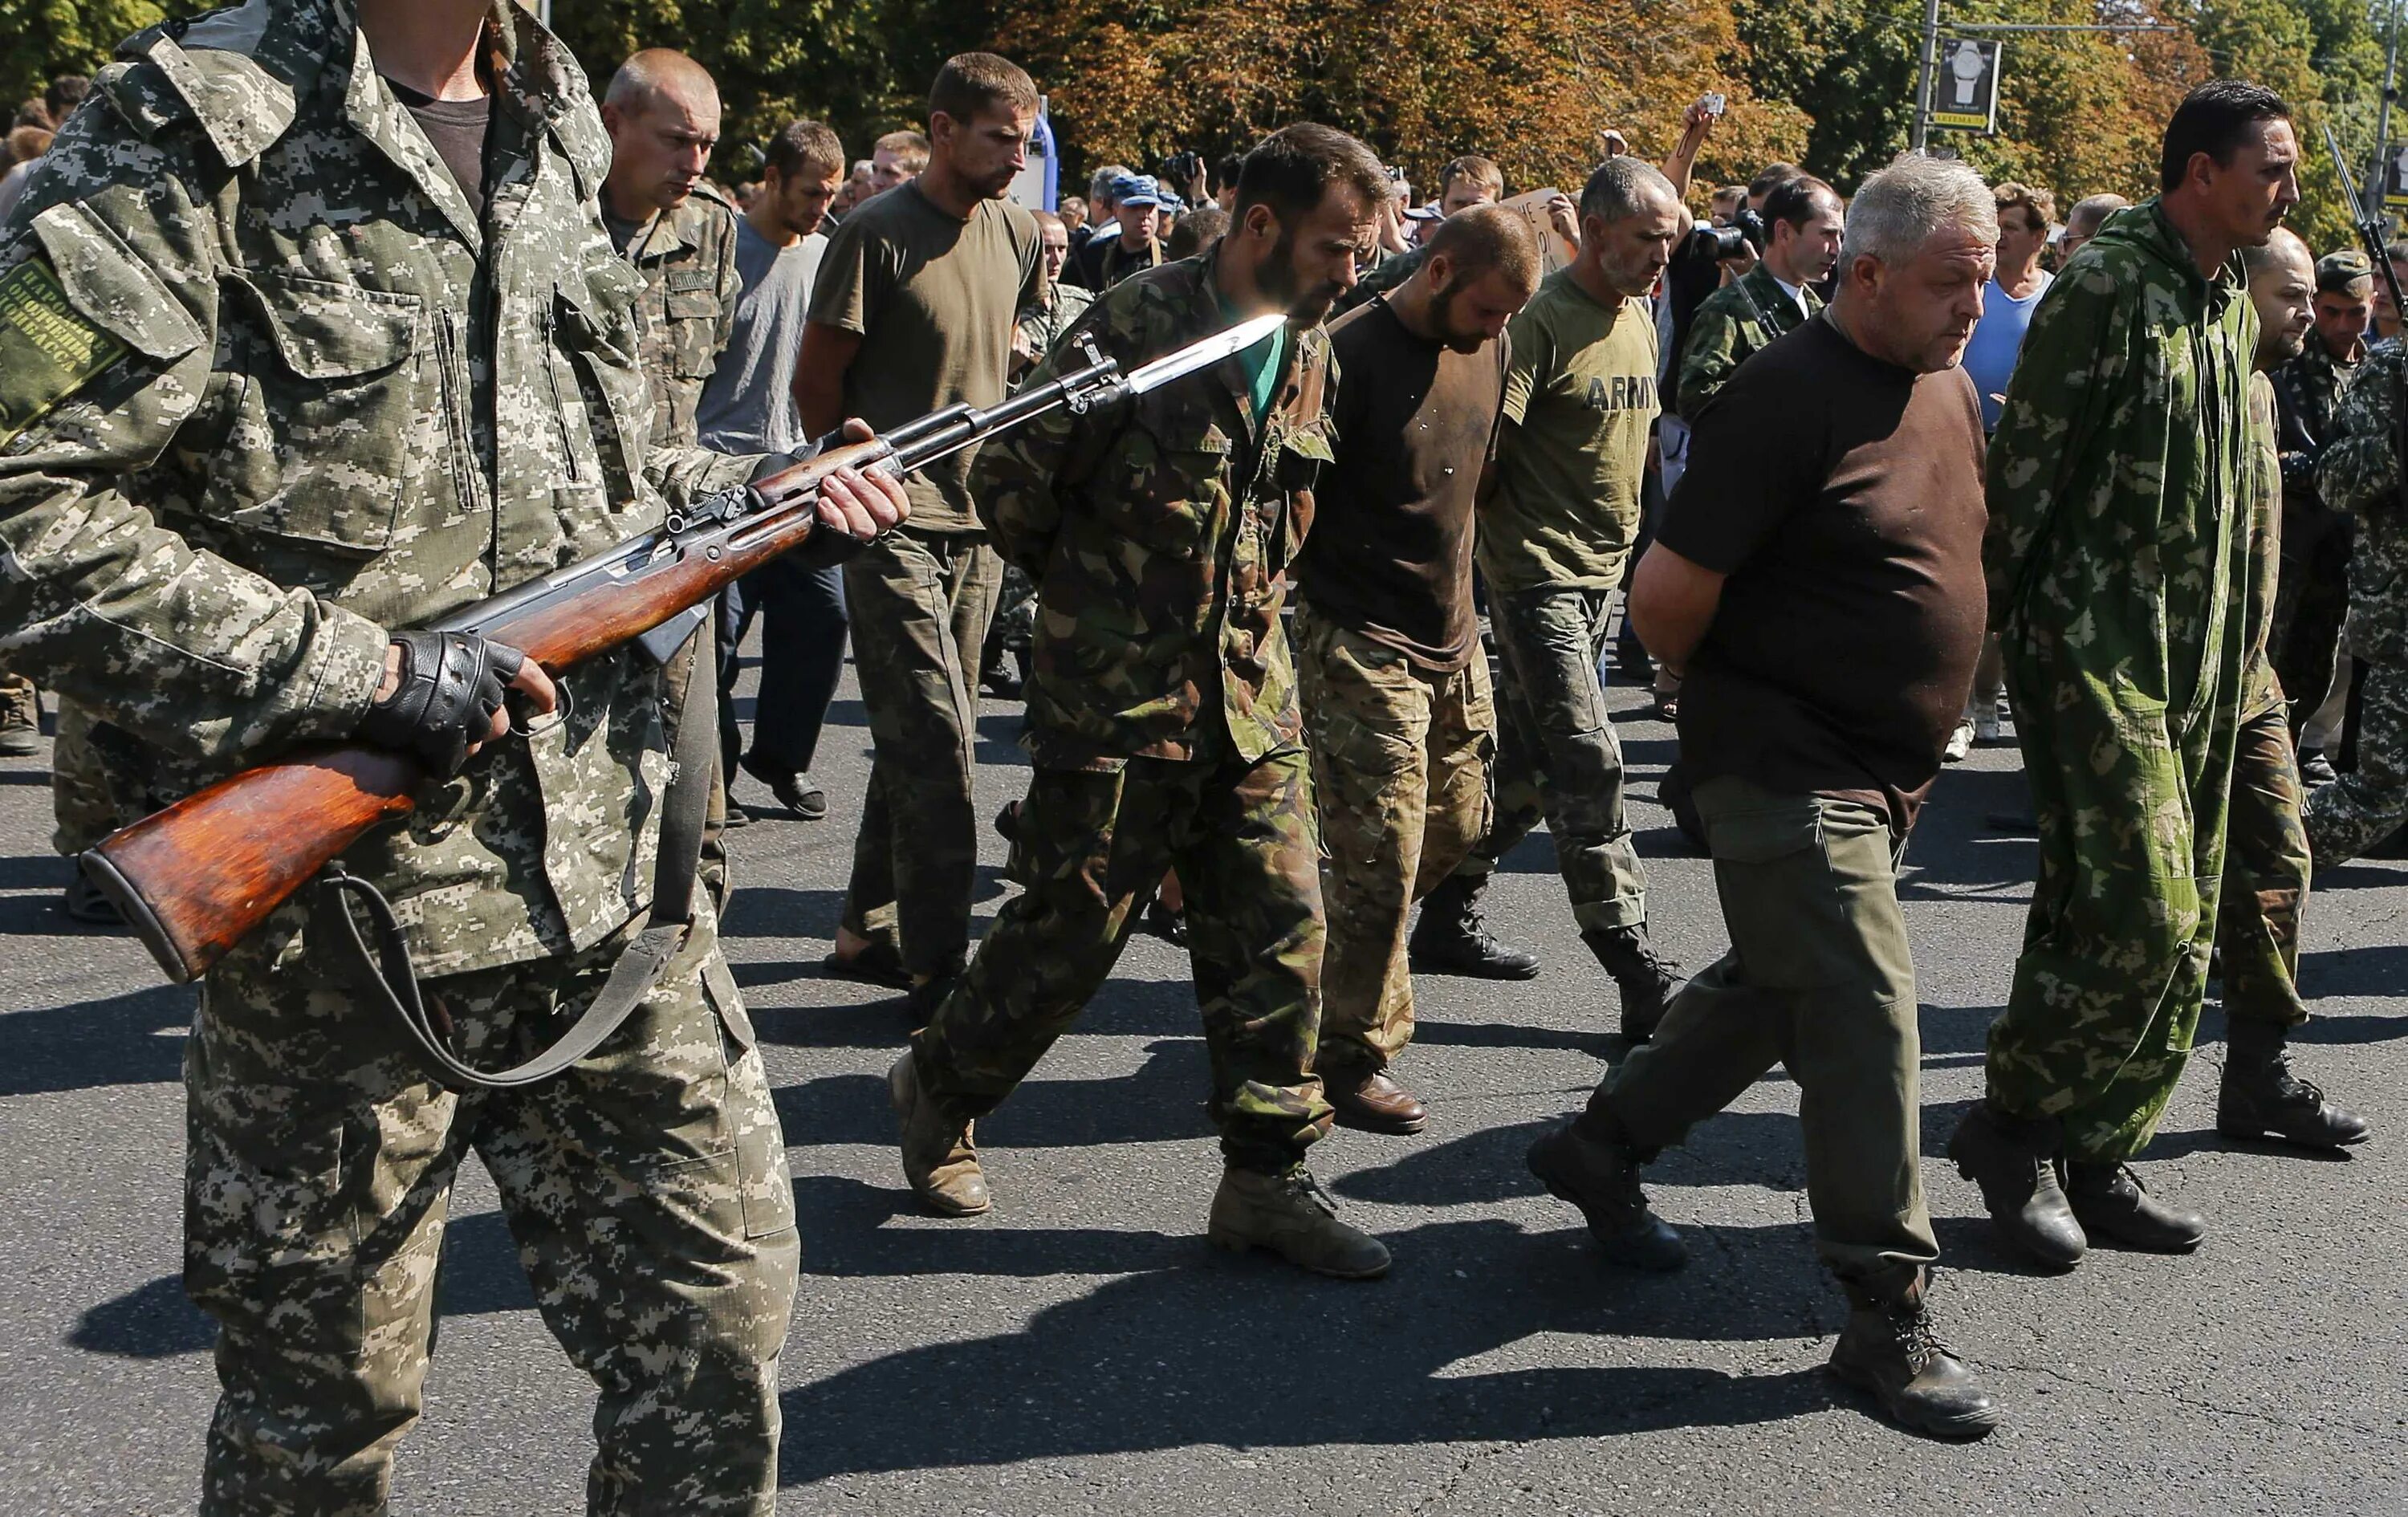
(1523, 155, 2003, 1441)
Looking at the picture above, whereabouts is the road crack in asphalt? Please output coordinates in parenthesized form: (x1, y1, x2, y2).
(1982, 1360, 2387, 1438)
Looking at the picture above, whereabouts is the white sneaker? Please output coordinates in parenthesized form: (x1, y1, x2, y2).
(1943, 719, 1975, 763)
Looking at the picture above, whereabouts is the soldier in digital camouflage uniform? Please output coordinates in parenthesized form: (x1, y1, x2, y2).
(2268, 248, 2372, 748)
(0, 1, 905, 1508)
(891, 124, 1396, 1279)
(1952, 83, 2299, 1268)
(597, 48, 746, 864)
(2306, 263, 2408, 868)
(2210, 231, 2369, 1151)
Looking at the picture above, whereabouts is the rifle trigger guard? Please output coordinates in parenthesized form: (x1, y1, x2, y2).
(509, 681, 574, 740)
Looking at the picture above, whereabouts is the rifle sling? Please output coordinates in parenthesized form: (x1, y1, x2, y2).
(315, 631, 717, 1091)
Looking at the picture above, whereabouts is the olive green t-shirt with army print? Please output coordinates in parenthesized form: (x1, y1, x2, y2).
(1479, 266, 1659, 594)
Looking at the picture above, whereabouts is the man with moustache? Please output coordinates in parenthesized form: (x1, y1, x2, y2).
(795, 54, 1043, 1009)
(1954, 82, 2300, 1265)
(1294, 206, 1544, 1133)
(893, 124, 1399, 1280)
(2211, 230, 2370, 1150)
(1524, 154, 2002, 1440)
(1407, 157, 1688, 1037)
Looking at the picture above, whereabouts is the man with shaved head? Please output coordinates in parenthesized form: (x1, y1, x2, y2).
(2209, 228, 2369, 1152)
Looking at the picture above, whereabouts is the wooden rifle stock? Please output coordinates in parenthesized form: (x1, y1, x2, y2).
(81, 440, 890, 983)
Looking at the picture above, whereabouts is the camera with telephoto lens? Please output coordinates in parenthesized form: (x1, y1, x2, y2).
(1687, 205, 1766, 260)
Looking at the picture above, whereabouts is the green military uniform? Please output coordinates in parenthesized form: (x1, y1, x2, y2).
(2268, 319, 2362, 730)
(987, 282, 1100, 682)
(1332, 242, 1426, 316)
(0, 2, 795, 1510)
(2219, 372, 2313, 1027)
(909, 246, 1338, 1173)
(2304, 337, 2408, 861)
(613, 185, 742, 894)
(614, 186, 742, 449)
(1674, 262, 1820, 422)
(1980, 199, 2257, 1163)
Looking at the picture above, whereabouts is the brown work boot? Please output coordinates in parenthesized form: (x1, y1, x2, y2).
(1828, 1267, 2000, 1440)
(1321, 1066, 1428, 1135)
(1207, 1165, 1391, 1279)
(0, 679, 36, 758)
(888, 1051, 989, 1216)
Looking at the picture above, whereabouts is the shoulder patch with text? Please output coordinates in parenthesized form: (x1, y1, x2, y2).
(0, 260, 128, 446)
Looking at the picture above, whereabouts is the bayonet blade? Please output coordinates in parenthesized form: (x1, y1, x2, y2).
(1124, 312, 1291, 394)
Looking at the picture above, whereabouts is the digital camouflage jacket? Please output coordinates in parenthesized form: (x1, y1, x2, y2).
(617, 185, 742, 448)
(2314, 339, 2408, 666)
(0, 0, 756, 977)
(972, 246, 1335, 771)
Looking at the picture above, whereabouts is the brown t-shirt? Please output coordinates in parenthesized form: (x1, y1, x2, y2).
(1295, 296, 1507, 671)
(1661, 312, 1987, 827)
(809, 181, 1039, 532)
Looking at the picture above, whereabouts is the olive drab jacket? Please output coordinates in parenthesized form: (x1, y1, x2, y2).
(616, 185, 742, 448)
(971, 246, 1336, 772)
(0, 0, 758, 978)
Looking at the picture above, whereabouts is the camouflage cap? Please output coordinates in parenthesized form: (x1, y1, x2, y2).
(2318, 249, 2374, 295)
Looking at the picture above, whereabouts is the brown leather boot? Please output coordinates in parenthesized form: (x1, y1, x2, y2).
(0, 677, 36, 758)
(1322, 1066, 1428, 1135)
(1207, 1166, 1391, 1279)
(888, 1051, 989, 1216)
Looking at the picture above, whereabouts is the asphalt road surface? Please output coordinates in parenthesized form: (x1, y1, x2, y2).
(3, 651, 2402, 1516)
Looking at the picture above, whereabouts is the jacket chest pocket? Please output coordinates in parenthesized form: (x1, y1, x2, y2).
(663, 270, 722, 380)
(1269, 420, 1332, 571)
(1113, 404, 1230, 558)
(552, 262, 653, 513)
(213, 270, 427, 559)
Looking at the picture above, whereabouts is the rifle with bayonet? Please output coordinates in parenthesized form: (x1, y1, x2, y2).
(83, 311, 1291, 986)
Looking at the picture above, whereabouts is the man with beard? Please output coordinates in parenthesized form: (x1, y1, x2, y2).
(1407, 157, 1688, 1038)
(1293, 206, 1542, 1133)
(1524, 152, 2002, 1440)
(892, 124, 1397, 1280)
(795, 55, 1042, 1010)
(700, 118, 850, 824)
(1954, 81, 2299, 1266)
(2210, 229, 2369, 1150)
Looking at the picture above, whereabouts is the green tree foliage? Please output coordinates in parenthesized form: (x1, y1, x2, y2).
(0, 0, 199, 113)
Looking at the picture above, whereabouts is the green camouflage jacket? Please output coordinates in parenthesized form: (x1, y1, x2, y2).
(2242, 371, 2283, 719)
(2269, 327, 2357, 513)
(972, 245, 1335, 771)
(1676, 262, 1820, 423)
(617, 186, 742, 448)
(1015, 279, 1094, 374)
(1984, 197, 2256, 729)
(2313, 340, 2408, 666)
(0, 0, 755, 978)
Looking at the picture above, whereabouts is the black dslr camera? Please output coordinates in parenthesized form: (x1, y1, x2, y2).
(1688, 205, 1766, 260)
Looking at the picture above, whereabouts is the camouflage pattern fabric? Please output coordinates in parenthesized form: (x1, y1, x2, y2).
(1015, 281, 1094, 372)
(1674, 262, 1820, 423)
(0, 0, 761, 981)
(989, 561, 1036, 657)
(48, 694, 135, 855)
(837, 528, 1001, 978)
(1295, 604, 1493, 1073)
(618, 187, 742, 449)
(0, 2, 791, 1506)
(1979, 198, 2257, 1164)
(192, 907, 793, 1517)
(2268, 328, 2361, 725)
(1448, 580, 1651, 933)
(970, 244, 1332, 774)
(2304, 326, 2408, 863)
(911, 746, 1332, 1173)
(2216, 374, 2310, 1027)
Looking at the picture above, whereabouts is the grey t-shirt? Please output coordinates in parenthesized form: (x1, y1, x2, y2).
(697, 218, 828, 455)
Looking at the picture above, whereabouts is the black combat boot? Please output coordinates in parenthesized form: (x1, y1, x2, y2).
(1409, 874, 1540, 979)
(1525, 1113, 1686, 1271)
(2063, 1161, 2206, 1253)
(1828, 1267, 2000, 1440)
(1946, 1101, 2086, 1268)
(2218, 1018, 2371, 1149)
(1581, 924, 1682, 1041)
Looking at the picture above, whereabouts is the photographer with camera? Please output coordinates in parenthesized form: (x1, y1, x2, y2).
(1676, 174, 1844, 421)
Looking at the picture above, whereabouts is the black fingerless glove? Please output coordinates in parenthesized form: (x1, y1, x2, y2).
(358, 630, 527, 776)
